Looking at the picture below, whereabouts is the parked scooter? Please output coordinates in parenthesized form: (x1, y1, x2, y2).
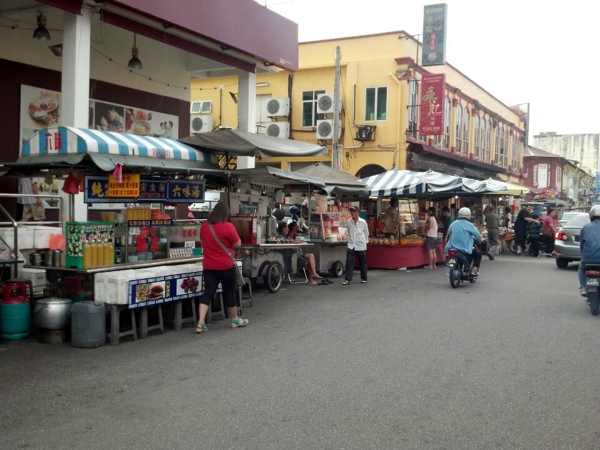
(447, 248, 478, 288)
(583, 263, 600, 315)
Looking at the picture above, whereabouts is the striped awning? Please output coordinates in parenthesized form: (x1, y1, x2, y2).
(361, 170, 463, 197)
(21, 127, 204, 162)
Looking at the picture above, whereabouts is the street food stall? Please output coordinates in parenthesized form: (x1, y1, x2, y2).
(183, 129, 332, 290)
(293, 164, 367, 276)
(229, 166, 325, 291)
(360, 170, 462, 269)
(1, 126, 226, 343)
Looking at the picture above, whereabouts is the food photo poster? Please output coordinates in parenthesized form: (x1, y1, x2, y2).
(20, 84, 179, 144)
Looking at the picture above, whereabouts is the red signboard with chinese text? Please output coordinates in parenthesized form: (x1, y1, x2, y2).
(419, 73, 445, 136)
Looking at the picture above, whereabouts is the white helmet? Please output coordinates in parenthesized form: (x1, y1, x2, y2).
(590, 205, 600, 220)
(458, 207, 472, 220)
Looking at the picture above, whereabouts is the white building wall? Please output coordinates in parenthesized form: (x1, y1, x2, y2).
(0, 10, 192, 101)
(534, 132, 600, 175)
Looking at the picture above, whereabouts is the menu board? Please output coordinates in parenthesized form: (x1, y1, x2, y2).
(85, 176, 205, 204)
(128, 271, 203, 309)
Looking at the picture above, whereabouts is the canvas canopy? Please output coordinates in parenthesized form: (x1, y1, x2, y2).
(180, 128, 326, 157)
(11, 127, 219, 174)
(361, 170, 463, 197)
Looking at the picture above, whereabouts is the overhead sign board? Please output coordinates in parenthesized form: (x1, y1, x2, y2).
(419, 73, 446, 135)
(422, 4, 448, 66)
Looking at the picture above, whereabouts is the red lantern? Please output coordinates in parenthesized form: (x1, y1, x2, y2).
(62, 174, 80, 194)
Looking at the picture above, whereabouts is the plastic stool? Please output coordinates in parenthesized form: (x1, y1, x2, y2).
(207, 284, 226, 322)
(239, 277, 253, 308)
(108, 305, 137, 345)
(171, 298, 198, 331)
(138, 305, 164, 338)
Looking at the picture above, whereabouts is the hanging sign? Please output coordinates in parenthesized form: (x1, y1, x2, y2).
(107, 174, 140, 198)
(422, 4, 448, 66)
(140, 179, 169, 201)
(419, 73, 445, 135)
(167, 180, 205, 203)
(84, 176, 204, 203)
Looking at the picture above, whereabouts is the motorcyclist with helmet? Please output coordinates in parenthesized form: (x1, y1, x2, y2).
(578, 205, 600, 296)
(445, 207, 483, 274)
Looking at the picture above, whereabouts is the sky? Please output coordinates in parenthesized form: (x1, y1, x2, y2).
(259, 0, 599, 138)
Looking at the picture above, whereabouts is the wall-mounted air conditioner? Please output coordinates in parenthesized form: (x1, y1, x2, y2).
(316, 93, 339, 114)
(190, 100, 212, 114)
(264, 122, 290, 139)
(190, 114, 213, 134)
(316, 119, 341, 140)
(264, 97, 290, 117)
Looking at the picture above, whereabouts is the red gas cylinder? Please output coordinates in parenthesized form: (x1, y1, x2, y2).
(2, 280, 32, 304)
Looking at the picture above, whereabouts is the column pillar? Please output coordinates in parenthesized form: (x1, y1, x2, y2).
(60, 7, 91, 221)
(237, 70, 256, 169)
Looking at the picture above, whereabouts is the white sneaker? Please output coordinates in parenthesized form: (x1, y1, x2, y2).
(231, 318, 249, 328)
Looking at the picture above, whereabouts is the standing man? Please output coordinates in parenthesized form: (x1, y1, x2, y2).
(541, 208, 559, 255)
(342, 206, 369, 285)
(484, 204, 499, 261)
(382, 197, 400, 238)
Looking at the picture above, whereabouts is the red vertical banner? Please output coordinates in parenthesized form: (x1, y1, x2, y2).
(419, 73, 445, 136)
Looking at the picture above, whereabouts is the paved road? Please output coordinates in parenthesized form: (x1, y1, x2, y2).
(1, 256, 599, 450)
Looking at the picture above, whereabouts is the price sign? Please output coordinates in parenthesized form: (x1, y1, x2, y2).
(107, 174, 140, 198)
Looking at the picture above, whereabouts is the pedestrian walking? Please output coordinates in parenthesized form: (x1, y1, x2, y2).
(440, 206, 452, 239)
(513, 208, 529, 255)
(541, 208, 559, 255)
(342, 206, 369, 285)
(484, 204, 499, 260)
(502, 206, 513, 228)
(425, 207, 439, 270)
(527, 213, 543, 257)
(196, 202, 248, 334)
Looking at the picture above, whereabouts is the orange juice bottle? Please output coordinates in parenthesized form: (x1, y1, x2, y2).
(83, 243, 92, 269)
(103, 242, 112, 266)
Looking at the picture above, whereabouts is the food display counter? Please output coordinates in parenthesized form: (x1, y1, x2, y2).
(365, 198, 444, 270)
(366, 241, 445, 270)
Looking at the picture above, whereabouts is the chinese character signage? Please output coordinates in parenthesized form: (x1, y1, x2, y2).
(140, 180, 169, 201)
(419, 73, 445, 135)
(168, 181, 205, 203)
(107, 174, 140, 198)
(422, 4, 447, 66)
(85, 176, 204, 204)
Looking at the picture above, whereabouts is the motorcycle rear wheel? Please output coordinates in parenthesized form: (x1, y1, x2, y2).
(449, 269, 461, 288)
(589, 293, 600, 316)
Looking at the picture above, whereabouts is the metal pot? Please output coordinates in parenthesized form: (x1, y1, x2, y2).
(33, 298, 72, 330)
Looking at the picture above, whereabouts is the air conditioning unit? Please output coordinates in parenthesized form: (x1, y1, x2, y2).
(316, 119, 341, 140)
(316, 93, 339, 114)
(264, 122, 290, 139)
(355, 125, 376, 142)
(264, 97, 290, 117)
(190, 114, 213, 134)
(190, 100, 212, 114)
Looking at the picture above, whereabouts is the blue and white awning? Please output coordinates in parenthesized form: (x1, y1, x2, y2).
(21, 127, 204, 162)
(361, 170, 426, 197)
(361, 170, 463, 197)
(361, 170, 510, 198)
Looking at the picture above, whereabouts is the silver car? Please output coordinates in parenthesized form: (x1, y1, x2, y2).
(555, 212, 589, 269)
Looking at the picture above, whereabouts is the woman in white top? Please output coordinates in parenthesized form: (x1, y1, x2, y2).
(425, 207, 439, 270)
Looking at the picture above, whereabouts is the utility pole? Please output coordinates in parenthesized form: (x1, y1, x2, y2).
(332, 46, 342, 170)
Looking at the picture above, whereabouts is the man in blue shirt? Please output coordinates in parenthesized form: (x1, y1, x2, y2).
(446, 207, 482, 273)
(578, 205, 600, 296)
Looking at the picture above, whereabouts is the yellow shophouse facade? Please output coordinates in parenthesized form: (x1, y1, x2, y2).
(191, 31, 526, 181)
